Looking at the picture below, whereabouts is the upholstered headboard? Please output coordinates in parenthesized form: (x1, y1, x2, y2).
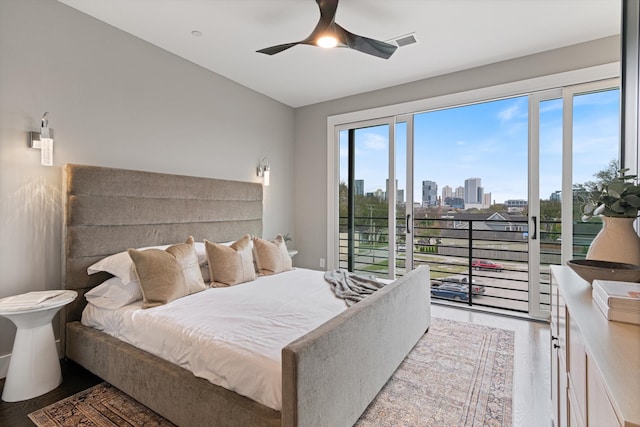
(63, 164, 263, 321)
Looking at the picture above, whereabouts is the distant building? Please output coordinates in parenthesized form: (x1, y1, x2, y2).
(438, 211, 529, 241)
(397, 189, 405, 204)
(355, 179, 364, 196)
(550, 191, 561, 201)
(464, 178, 482, 204)
(422, 180, 438, 206)
(483, 192, 492, 208)
(442, 185, 453, 202)
(464, 203, 484, 210)
(455, 186, 465, 199)
(505, 199, 528, 208)
(505, 199, 527, 213)
(445, 197, 465, 209)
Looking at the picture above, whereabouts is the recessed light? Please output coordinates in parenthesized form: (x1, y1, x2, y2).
(191, 30, 202, 37)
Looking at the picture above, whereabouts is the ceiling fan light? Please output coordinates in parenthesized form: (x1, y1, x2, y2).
(317, 36, 338, 48)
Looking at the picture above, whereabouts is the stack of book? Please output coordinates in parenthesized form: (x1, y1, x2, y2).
(592, 280, 640, 325)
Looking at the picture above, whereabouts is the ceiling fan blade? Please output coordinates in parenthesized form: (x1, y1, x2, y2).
(335, 24, 398, 59)
(316, 0, 338, 24)
(257, 0, 399, 59)
(256, 42, 301, 56)
(257, 0, 336, 55)
(304, 0, 338, 43)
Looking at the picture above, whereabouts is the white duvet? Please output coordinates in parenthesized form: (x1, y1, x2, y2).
(81, 268, 347, 410)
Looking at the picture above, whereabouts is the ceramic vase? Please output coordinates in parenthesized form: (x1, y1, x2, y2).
(586, 217, 640, 265)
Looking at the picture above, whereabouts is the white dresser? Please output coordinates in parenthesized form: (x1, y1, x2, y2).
(550, 265, 640, 427)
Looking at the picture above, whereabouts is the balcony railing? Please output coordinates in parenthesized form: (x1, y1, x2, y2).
(339, 216, 599, 314)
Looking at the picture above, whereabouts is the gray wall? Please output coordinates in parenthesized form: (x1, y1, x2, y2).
(0, 0, 294, 364)
(293, 36, 621, 271)
(0, 0, 625, 378)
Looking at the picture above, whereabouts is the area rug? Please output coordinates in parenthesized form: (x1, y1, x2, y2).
(355, 317, 514, 427)
(28, 317, 514, 427)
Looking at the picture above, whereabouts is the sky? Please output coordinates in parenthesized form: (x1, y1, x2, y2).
(340, 87, 620, 205)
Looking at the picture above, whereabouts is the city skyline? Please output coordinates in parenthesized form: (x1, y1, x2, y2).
(340, 88, 620, 205)
(355, 176, 502, 208)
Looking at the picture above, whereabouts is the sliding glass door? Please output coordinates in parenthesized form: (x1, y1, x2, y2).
(331, 79, 620, 317)
(338, 118, 396, 278)
(411, 96, 535, 313)
(530, 90, 563, 316)
(562, 83, 621, 263)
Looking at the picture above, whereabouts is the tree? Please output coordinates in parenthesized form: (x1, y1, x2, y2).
(414, 206, 443, 245)
(573, 159, 619, 221)
(486, 203, 506, 213)
(540, 200, 561, 220)
(339, 181, 389, 240)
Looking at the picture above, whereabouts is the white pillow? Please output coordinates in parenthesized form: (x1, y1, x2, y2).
(85, 276, 143, 310)
(87, 241, 208, 284)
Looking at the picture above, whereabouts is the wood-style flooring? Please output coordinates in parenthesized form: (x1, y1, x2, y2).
(0, 304, 550, 427)
(0, 360, 101, 427)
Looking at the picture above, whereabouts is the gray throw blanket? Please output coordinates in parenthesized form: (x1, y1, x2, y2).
(323, 270, 386, 306)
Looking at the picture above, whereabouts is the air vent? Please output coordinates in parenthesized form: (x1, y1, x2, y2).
(392, 33, 418, 48)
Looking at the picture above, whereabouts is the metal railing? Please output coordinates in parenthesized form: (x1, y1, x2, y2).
(338, 216, 599, 314)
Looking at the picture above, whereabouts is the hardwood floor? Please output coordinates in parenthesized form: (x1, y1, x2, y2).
(0, 305, 550, 427)
(0, 360, 101, 427)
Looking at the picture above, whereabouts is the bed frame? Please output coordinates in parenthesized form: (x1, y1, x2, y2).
(62, 164, 431, 427)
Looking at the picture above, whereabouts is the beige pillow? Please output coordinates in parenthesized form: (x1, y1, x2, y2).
(252, 235, 293, 276)
(128, 236, 206, 308)
(205, 235, 256, 287)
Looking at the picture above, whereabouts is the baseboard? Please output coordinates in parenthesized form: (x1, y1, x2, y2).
(0, 339, 62, 379)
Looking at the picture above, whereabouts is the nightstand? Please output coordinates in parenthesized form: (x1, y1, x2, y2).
(0, 290, 77, 402)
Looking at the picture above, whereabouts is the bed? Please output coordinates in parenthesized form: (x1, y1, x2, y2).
(62, 164, 431, 427)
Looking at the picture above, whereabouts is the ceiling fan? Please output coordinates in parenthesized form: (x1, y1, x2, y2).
(256, 0, 398, 59)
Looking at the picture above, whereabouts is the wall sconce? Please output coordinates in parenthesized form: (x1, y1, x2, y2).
(257, 157, 270, 186)
(29, 112, 54, 166)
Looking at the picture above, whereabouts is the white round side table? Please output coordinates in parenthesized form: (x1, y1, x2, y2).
(0, 290, 77, 402)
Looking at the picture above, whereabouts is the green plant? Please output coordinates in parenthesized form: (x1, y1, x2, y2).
(580, 168, 640, 221)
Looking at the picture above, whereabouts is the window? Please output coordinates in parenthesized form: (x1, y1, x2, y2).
(329, 68, 620, 318)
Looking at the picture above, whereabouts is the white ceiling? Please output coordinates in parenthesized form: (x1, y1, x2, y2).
(57, 0, 621, 108)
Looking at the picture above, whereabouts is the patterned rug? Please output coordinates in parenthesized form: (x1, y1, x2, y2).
(355, 317, 514, 427)
(29, 318, 514, 427)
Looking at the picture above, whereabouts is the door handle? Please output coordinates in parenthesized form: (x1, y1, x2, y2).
(531, 216, 537, 240)
(406, 214, 411, 234)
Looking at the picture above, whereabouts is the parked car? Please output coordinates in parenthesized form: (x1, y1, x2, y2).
(441, 275, 486, 295)
(431, 275, 486, 295)
(430, 283, 470, 301)
(471, 259, 504, 272)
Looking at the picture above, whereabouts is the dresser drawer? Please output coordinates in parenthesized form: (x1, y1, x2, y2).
(587, 356, 622, 427)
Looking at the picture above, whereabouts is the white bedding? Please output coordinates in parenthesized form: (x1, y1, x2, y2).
(81, 268, 346, 411)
